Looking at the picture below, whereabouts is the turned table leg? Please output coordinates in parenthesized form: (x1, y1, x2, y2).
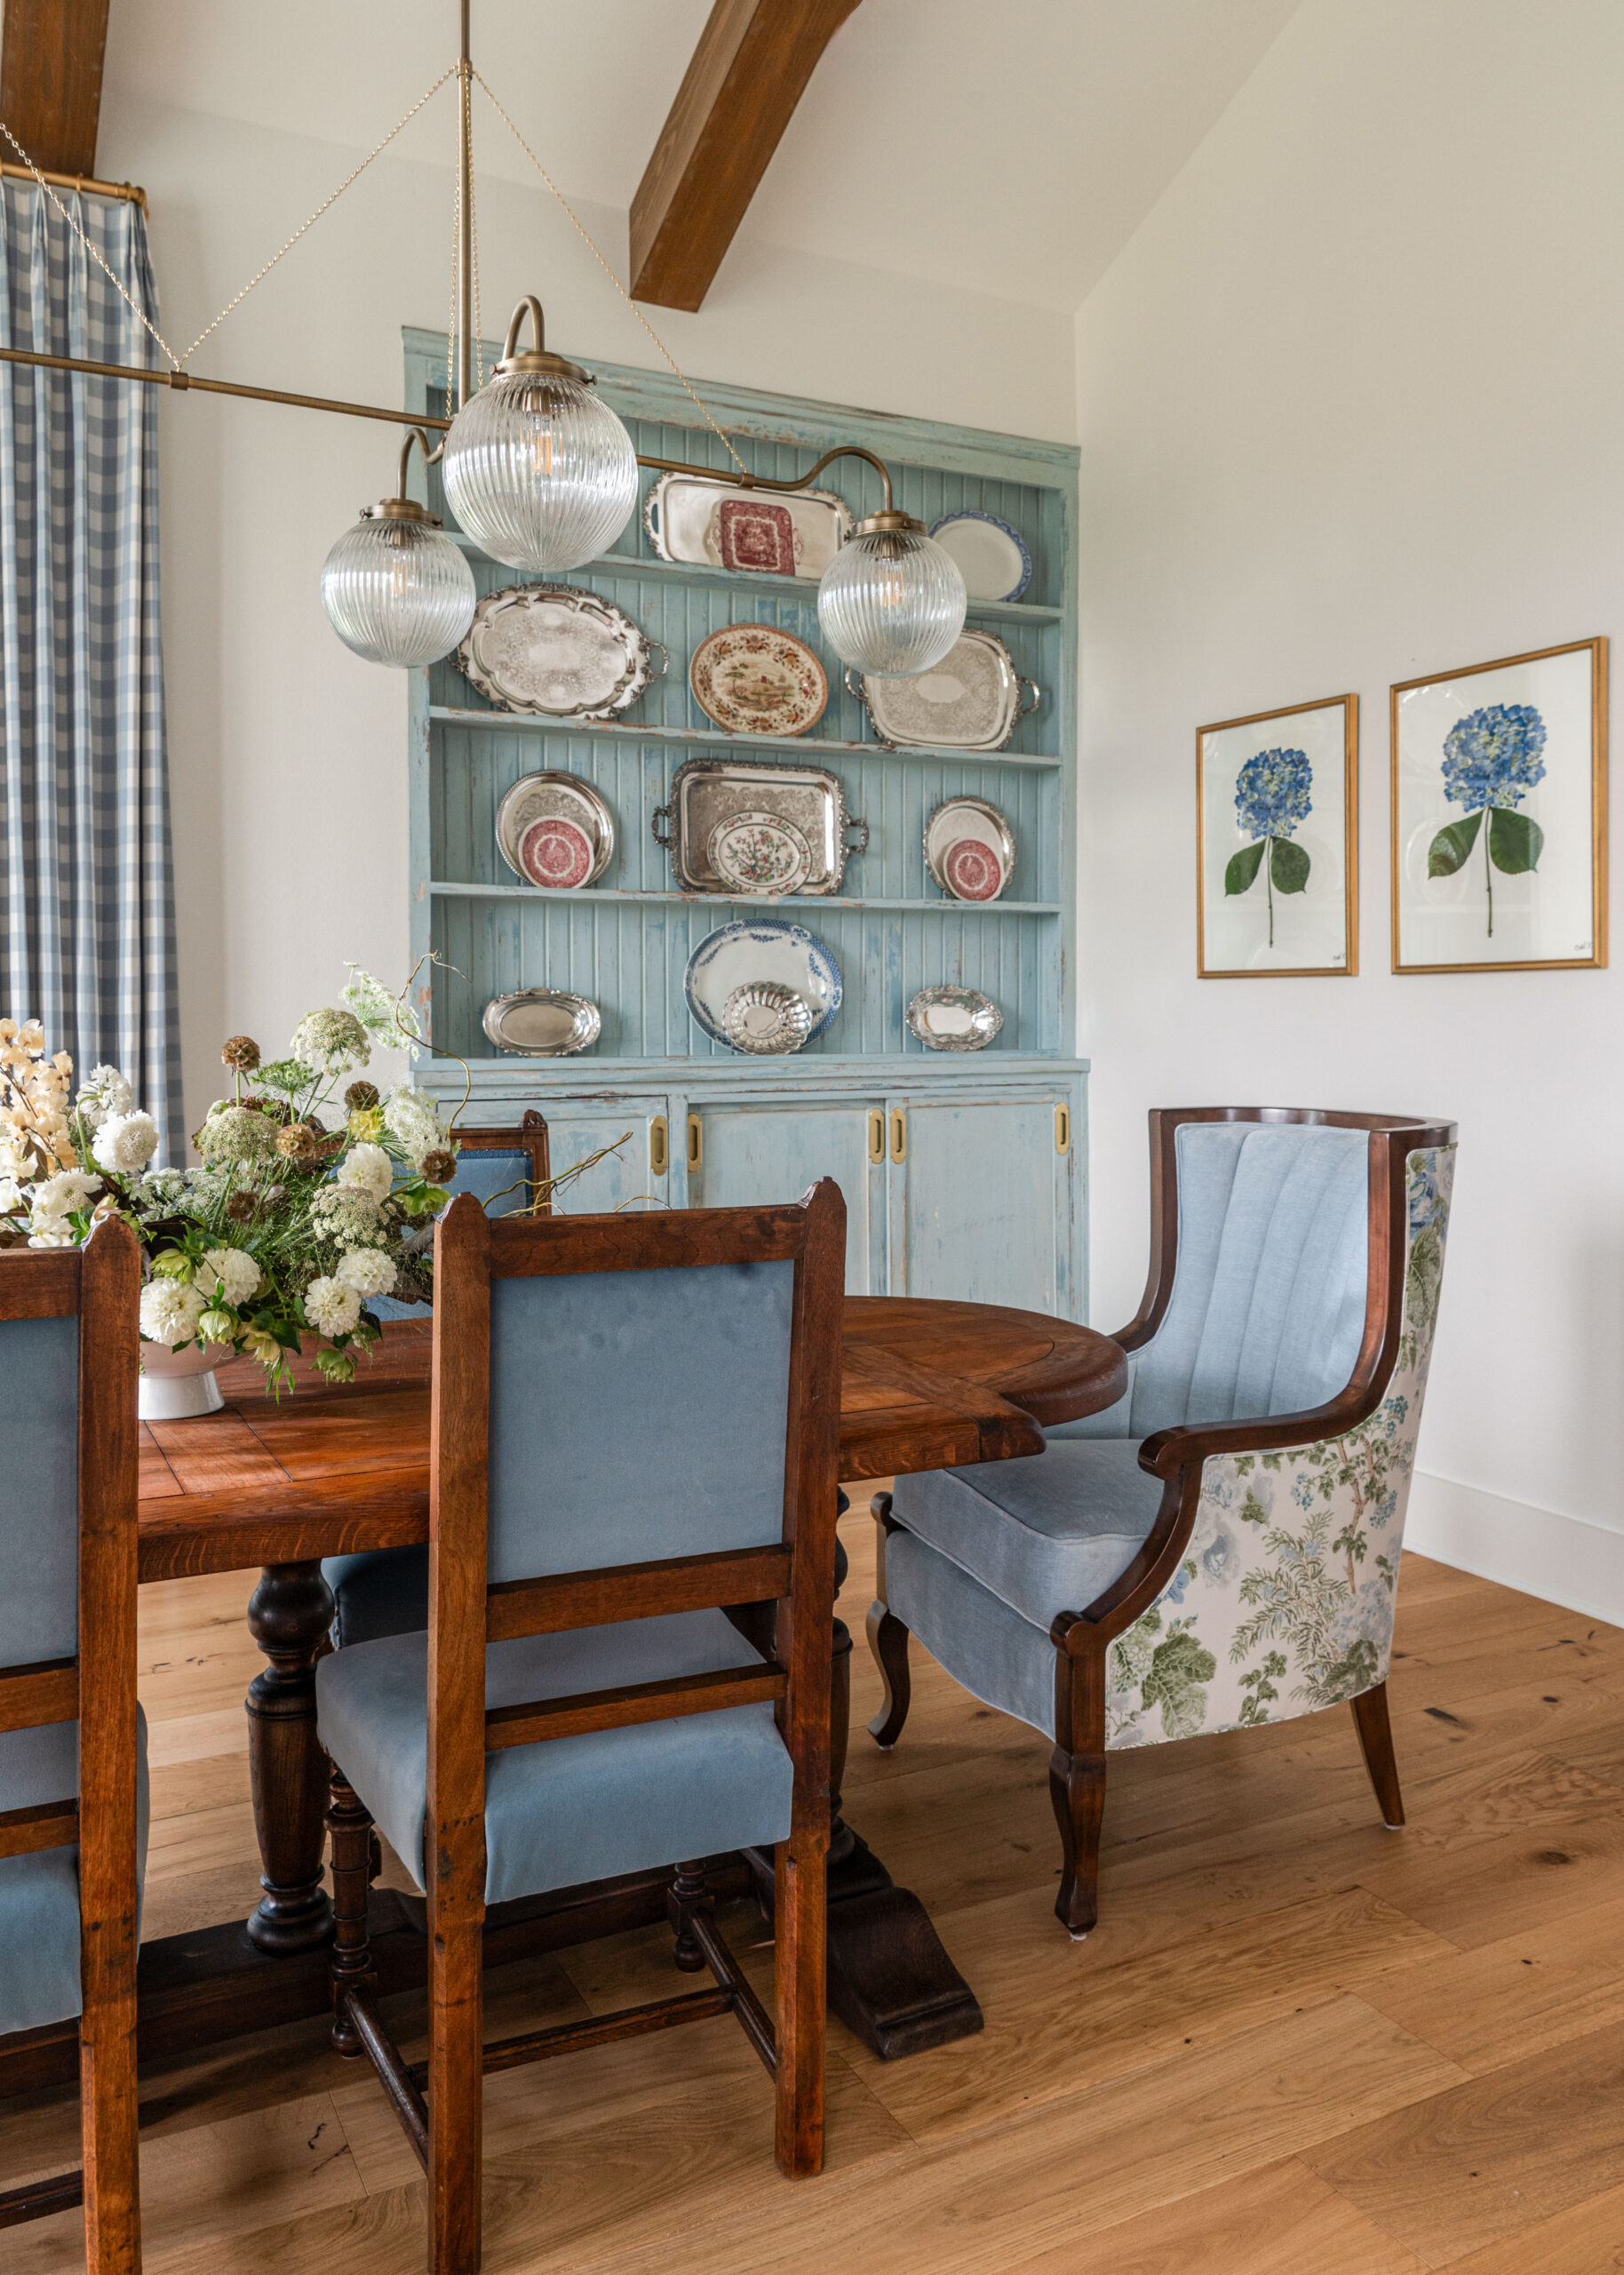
(244, 1561, 336, 1953)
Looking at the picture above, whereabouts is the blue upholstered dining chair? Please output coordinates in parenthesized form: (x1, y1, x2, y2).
(866, 1108, 1457, 1938)
(0, 1218, 149, 2267)
(317, 1182, 846, 2273)
(324, 1114, 552, 1648)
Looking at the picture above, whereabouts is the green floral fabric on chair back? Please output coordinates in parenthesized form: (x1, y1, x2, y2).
(1106, 1145, 1455, 1749)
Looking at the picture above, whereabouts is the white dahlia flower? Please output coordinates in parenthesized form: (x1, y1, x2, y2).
(93, 1110, 160, 1175)
(305, 1275, 362, 1337)
(335, 1142, 393, 1204)
(334, 1247, 396, 1298)
(200, 1245, 262, 1307)
(139, 1279, 206, 1346)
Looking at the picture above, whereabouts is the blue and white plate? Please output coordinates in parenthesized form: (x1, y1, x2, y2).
(927, 510, 1031, 603)
(685, 918, 842, 1049)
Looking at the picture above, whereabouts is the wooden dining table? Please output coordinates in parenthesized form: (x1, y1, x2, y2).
(0, 1295, 1126, 2094)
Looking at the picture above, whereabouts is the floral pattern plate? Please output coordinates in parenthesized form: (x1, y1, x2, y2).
(856, 629, 1040, 752)
(927, 510, 1031, 602)
(707, 810, 814, 895)
(690, 624, 828, 738)
(482, 988, 601, 1056)
(496, 772, 614, 889)
(925, 796, 1016, 903)
(684, 918, 842, 1046)
(643, 475, 854, 579)
(458, 585, 665, 721)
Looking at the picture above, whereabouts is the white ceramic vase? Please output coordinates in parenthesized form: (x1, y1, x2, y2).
(138, 1339, 231, 1422)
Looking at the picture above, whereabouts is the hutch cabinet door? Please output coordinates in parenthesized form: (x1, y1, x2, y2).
(890, 1096, 1074, 1315)
(540, 1098, 672, 1214)
(689, 1102, 883, 1294)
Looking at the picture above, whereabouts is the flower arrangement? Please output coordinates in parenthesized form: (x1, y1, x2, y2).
(1429, 702, 1547, 936)
(0, 969, 464, 1393)
(1225, 746, 1313, 948)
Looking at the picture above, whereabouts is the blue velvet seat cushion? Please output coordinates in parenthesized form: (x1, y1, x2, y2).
(324, 1545, 427, 1648)
(889, 1437, 1162, 1628)
(316, 1608, 793, 1903)
(0, 1711, 151, 2034)
(886, 1532, 1055, 1740)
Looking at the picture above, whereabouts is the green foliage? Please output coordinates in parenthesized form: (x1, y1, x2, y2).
(1427, 810, 1484, 875)
(1270, 836, 1310, 894)
(1489, 806, 1543, 874)
(1224, 838, 1267, 896)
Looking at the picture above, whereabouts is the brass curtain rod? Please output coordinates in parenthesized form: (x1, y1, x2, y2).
(0, 160, 147, 211)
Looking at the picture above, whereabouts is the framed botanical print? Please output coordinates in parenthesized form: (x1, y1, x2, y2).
(1196, 694, 1358, 978)
(1391, 638, 1607, 973)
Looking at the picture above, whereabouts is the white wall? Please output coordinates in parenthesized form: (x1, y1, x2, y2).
(1075, 0, 1624, 1616)
(90, 92, 1074, 1126)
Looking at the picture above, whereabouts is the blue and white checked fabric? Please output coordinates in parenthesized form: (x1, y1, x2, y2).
(0, 180, 181, 1158)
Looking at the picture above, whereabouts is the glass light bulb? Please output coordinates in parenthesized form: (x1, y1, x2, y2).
(441, 368, 639, 572)
(321, 514, 477, 668)
(816, 525, 967, 677)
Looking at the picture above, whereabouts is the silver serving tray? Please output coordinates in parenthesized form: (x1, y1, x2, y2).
(482, 988, 601, 1057)
(852, 628, 1041, 752)
(642, 474, 853, 579)
(458, 584, 665, 721)
(908, 985, 1004, 1051)
(925, 795, 1017, 903)
(495, 771, 615, 889)
(653, 757, 868, 896)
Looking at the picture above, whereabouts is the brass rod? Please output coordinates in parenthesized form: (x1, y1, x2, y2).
(0, 160, 146, 212)
(457, 0, 473, 411)
(637, 442, 894, 511)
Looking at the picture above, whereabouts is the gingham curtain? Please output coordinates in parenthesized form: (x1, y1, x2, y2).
(0, 180, 181, 1158)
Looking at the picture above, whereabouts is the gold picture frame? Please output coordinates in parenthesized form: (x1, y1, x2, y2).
(1390, 638, 1607, 975)
(1196, 693, 1358, 979)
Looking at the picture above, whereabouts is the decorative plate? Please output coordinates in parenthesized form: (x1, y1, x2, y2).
(855, 629, 1041, 752)
(496, 772, 614, 889)
(927, 510, 1032, 602)
(653, 757, 867, 896)
(458, 585, 665, 721)
(689, 623, 828, 738)
(482, 988, 601, 1056)
(684, 918, 842, 1046)
(707, 810, 814, 896)
(907, 986, 1004, 1052)
(643, 474, 854, 579)
(720, 982, 814, 1056)
(925, 796, 1016, 903)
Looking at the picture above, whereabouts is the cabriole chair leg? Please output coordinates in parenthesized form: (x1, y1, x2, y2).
(1350, 1679, 1405, 1827)
(327, 1767, 375, 2055)
(1049, 1744, 1107, 1939)
(866, 1493, 913, 1748)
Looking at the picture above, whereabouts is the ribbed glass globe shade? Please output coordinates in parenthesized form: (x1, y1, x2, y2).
(816, 526, 967, 677)
(440, 370, 640, 572)
(322, 516, 476, 667)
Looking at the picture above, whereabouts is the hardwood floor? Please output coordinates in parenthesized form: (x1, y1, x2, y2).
(7, 1514, 1624, 2272)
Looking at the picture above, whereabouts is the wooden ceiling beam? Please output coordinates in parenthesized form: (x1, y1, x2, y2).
(630, 0, 861, 313)
(0, 0, 112, 178)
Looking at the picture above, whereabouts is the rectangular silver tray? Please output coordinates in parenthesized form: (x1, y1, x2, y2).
(652, 757, 868, 896)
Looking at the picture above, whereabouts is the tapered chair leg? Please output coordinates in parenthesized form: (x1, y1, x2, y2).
(865, 1603, 912, 1748)
(1350, 1680, 1405, 1827)
(327, 1767, 376, 2054)
(429, 1885, 484, 2275)
(79, 1964, 140, 2275)
(773, 1838, 826, 2179)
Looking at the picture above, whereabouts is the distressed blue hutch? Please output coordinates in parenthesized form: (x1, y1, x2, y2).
(403, 331, 1087, 1315)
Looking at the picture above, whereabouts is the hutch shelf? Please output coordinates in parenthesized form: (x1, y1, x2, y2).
(403, 333, 1087, 1314)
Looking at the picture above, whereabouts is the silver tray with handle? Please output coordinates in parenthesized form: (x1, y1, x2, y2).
(652, 756, 868, 896)
(848, 627, 1041, 752)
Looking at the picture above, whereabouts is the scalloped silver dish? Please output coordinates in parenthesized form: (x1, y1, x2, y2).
(720, 982, 814, 1056)
(482, 988, 601, 1057)
(458, 584, 665, 721)
(907, 986, 1004, 1052)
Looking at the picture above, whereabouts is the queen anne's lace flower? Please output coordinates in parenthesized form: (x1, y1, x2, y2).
(310, 1185, 383, 1243)
(342, 967, 416, 1044)
(93, 1110, 160, 1175)
(1234, 747, 1312, 842)
(382, 1086, 447, 1167)
(200, 1245, 262, 1307)
(305, 1276, 362, 1337)
(196, 1105, 274, 1163)
(139, 1279, 206, 1346)
(335, 1142, 393, 1203)
(334, 1247, 396, 1297)
(291, 1008, 370, 1074)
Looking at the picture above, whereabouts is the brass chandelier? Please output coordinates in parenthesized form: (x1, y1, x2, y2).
(0, 3, 967, 679)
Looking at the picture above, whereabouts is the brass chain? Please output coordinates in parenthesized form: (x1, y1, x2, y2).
(472, 68, 748, 477)
(0, 122, 180, 368)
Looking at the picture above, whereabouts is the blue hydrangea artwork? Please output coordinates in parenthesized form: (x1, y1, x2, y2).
(1224, 746, 1312, 947)
(1429, 703, 1547, 937)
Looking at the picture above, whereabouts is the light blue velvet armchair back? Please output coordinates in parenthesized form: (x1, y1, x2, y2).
(372, 1145, 537, 1323)
(0, 1315, 79, 1667)
(486, 1259, 796, 1585)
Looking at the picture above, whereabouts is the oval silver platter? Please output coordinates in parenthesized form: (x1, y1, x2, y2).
(482, 988, 601, 1057)
(643, 474, 853, 579)
(458, 584, 665, 721)
(856, 628, 1041, 752)
(907, 985, 1004, 1052)
(496, 771, 615, 889)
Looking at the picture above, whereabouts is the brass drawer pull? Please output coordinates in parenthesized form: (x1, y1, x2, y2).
(888, 1109, 906, 1165)
(687, 1114, 703, 1170)
(1055, 1104, 1071, 1156)
(867, 1108, 885, 1165)
(649, 1115, 668, 1177)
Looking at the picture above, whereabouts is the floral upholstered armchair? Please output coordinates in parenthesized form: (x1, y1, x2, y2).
(867, 1107, 1456, 1937)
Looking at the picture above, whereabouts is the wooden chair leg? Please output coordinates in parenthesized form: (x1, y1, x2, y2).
(1051, 1642, 1108, 1938)
(327, 1766, 375, 2055)
(428, 1881, 484, 2275)
(668, 1858, 711, 1973)
(773, 1838, 825, 2180)
(79, 1945, 140, 2275)
(1350, 1680, 1405, 1828)
(866, 1494, 912, 1748)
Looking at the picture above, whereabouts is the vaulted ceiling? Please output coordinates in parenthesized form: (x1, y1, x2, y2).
(96, 0, 1302, 315)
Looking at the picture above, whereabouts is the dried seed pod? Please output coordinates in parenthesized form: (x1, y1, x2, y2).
(420, 1148, 458, 1185)
(221, 1035, 261, 1072)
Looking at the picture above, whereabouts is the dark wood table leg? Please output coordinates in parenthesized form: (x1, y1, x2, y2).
(747, 1495, 983, 2060)
(244, 1561, 336, 1954)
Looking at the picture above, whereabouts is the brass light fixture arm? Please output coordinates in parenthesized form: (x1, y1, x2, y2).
(634, 442, 896, 514)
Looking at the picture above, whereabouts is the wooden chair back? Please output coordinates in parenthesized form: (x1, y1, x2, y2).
(0, 1217, 141, 2270)
(452, 1113, 552, 1216)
